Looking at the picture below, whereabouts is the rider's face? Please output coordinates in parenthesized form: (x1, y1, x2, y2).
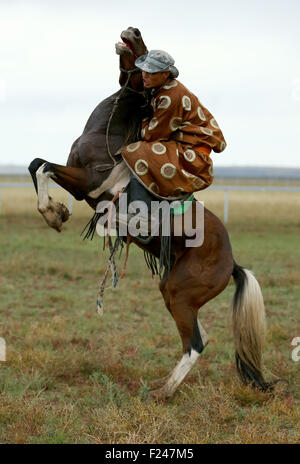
(142, 71, 171, 88)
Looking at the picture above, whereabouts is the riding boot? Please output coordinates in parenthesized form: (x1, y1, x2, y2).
(118, 172, 160, 236)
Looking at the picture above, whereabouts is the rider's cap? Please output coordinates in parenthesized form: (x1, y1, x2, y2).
(135, 50, 179, 78)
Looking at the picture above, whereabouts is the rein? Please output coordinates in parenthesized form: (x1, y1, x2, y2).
(99, 66, 142, 173)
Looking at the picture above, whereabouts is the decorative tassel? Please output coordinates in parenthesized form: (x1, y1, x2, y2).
(120, 235, 131, 279)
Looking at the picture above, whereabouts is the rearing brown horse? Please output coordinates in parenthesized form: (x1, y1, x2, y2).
(29, 27, 273, 400)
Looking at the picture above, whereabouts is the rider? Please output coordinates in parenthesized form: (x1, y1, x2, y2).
(122, 50, 226, 197)
(120, 50, 227, 234)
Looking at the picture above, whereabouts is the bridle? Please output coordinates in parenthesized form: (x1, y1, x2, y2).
(98, 66, 143, 173)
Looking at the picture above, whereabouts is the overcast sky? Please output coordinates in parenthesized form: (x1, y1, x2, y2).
(0, 0, 299, 168)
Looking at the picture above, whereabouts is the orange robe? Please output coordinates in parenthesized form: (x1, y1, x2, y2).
(122, 79, 226, 199)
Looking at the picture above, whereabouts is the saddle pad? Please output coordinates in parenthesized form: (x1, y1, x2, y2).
(171, 193, 194, 215)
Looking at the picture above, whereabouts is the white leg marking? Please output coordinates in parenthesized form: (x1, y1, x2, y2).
(36, 163, 52, 211)
(162, 349, 200, 397)
(154, 320, 208, 398)
(88, 162, 130, 198)
(198, 320, 209, 347)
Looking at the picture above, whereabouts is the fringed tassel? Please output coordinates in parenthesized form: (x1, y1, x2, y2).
(159, 211, 172, 279)
(96, 235, 122, 315)
(105, 188, 124, 248)
(81, 212, 101, 241)
(120, 235, 131, 279)
(143, 210, 174, 280)
(108, 237, 118, 288)
(144, 251, 160, 278)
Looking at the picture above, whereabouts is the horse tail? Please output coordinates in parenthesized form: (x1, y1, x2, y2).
(232, 263, 271, 391)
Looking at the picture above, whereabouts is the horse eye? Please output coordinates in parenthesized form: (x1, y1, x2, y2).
(134, 29, 141, 37)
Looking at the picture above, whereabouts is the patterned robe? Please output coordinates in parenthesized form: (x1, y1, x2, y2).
(122, 79, 226, 199)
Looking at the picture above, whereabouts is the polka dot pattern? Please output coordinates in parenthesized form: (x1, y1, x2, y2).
(148, 118, 159, 131)
(200, 127, 213, 136)
(127, 141, 141, 152)
(220, 141, 227, 152)
(163, 80, 178, 89)
(181, 169, 195, 178)
(183, 149, 196, 162)
(197, 106, 206, 121)
(152, 143, 166, 154)
(161, 163, 177, 179)
(121, 78, 225, 198)
(179, 121, 191, 128)
(149, 182, 159, 194)
(182, 95, 191, 111)
(157, 95, 171, 109)
(135, 159, 148, 176)
(210, 118, 219, 129)
(169, 117, 182, 131)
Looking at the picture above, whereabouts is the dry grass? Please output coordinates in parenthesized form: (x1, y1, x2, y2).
(0, 178, 299, 443)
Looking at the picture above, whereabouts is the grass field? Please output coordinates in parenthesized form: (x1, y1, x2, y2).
(0, 179, 299, 443)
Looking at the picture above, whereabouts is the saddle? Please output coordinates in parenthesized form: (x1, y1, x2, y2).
(82, 172, 195, 278)
(120, 172, 194, 244)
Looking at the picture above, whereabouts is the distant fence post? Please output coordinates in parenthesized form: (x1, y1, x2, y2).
(68, 194, 73, 214)
(224, 189, 229, 223)
(0, 187, 1, 213)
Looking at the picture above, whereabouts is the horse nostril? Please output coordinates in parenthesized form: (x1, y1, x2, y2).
(134, 28, 141, 37)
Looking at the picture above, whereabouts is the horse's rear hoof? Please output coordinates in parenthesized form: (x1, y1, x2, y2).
(149, 387, 171, 402)
(148, 375, 171, 389)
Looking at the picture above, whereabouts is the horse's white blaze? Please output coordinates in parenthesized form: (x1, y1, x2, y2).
(36, 163, 52, 211)
(88, 162, 130, 198)
(163, 349, 199, 397)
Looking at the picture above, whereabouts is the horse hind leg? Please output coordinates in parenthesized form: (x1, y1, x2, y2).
(149, 247, 232, 401)
(149, 294, 209, 400)
(149, 265, 210, 400)
(149, 317, 209, 392)
(148, 272, 208, 392)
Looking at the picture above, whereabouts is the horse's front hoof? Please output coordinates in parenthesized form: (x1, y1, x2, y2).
(59, 203, 70, 223)
(38, 199, 70, 232)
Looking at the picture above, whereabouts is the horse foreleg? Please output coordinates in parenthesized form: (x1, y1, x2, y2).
(35, 162, 71, 232)
(30, 158, 101, 231)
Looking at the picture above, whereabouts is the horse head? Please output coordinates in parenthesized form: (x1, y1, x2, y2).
(115, 27, 147, 92)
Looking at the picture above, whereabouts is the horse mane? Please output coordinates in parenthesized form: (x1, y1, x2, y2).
(122, 88, 152, 146)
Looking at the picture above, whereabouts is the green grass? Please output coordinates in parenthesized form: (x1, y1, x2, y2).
(0, 188, 299, 444)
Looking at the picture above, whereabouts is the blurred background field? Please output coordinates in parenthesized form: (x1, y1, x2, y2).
(0, 174, 299, 444)
(1, 174, 300, 226)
